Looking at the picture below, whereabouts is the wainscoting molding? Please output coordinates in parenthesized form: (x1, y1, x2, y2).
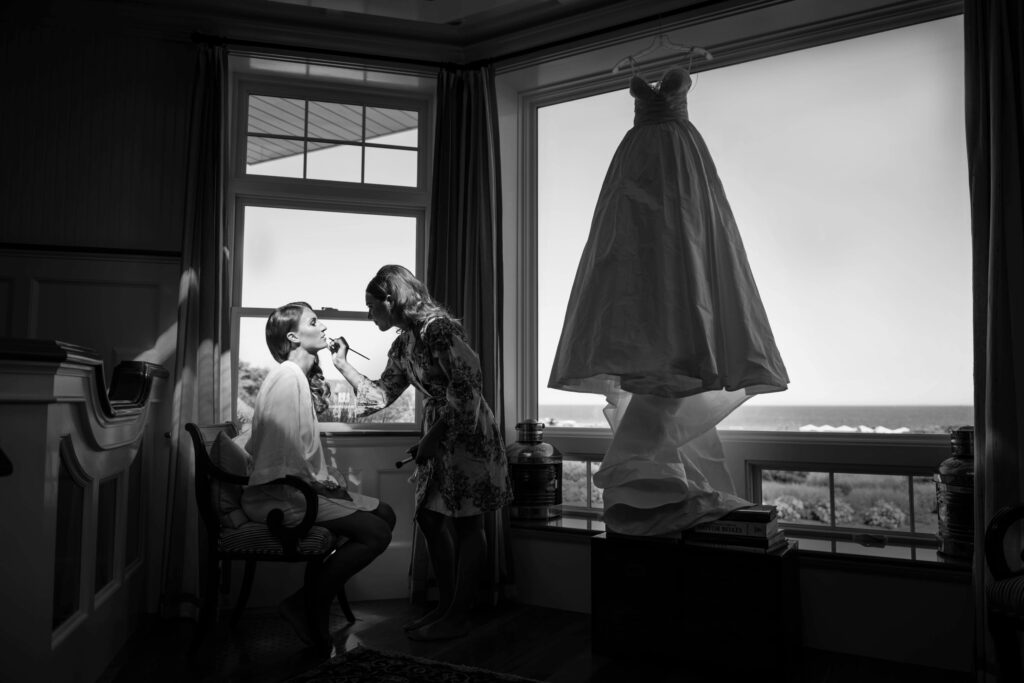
(0, 246, 182, 623)
(0, 341, 167, 683)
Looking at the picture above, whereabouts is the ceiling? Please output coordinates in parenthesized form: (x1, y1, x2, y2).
(265, 0, 632, 31)
(99, 0, 722, 64)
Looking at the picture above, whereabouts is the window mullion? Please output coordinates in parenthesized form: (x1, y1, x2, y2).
(302, 99, 310, 180)
(829, 471, 836, 529)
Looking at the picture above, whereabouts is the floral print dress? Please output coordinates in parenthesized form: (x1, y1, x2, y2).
(353, 316, 512, 517)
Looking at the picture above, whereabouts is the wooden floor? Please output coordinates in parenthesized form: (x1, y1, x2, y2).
(99, 598, 973, 683)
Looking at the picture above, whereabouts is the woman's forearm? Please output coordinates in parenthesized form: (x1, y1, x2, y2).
(332, 357, 366, 391)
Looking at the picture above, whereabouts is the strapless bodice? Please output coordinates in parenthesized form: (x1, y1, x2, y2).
(630, 68, 690, 125)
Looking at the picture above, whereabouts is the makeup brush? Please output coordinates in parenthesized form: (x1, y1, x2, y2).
(328, 338, 370, 360)
(396, 444, 418, 468)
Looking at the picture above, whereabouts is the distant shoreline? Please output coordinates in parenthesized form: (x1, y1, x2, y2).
(537, 404, 973, 433)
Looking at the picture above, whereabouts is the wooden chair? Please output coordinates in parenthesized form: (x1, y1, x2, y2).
(984, 504, 1024, 683)
(186, 422, 354, 652)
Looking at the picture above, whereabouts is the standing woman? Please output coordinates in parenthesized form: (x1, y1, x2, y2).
(331, 265, 511, 641)
(242, 302, 396, 650)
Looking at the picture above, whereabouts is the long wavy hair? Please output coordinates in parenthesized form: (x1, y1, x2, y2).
(365, 264, 451, 328)
(265, 301, 331, 417)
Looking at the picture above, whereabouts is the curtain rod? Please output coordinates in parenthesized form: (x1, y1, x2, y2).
(190, 32, 453, 71)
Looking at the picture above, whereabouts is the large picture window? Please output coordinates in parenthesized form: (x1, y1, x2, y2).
(514, 11, 972, 543)
(535, 16, 970, 436)
(228, 58, 432, 429)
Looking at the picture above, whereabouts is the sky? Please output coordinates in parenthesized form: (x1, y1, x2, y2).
(537, 15, 971, 407)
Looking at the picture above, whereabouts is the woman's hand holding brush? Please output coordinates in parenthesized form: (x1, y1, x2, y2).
(328, 336, 370, 361)
(395, 444, 417, 469)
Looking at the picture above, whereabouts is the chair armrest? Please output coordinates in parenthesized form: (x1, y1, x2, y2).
(263, 475, 321, 554)
(985, 505, 1024, 580)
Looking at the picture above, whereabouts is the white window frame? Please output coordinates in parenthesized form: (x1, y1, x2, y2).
(226, 60, 434, 433)
(497, 0, 966, 522)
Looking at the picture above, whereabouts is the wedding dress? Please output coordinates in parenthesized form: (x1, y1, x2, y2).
(548, 66, 789, 535)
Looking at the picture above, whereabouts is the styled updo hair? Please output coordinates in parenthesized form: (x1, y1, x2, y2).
(265, 301, 331, 418)
(265, 302, 309, 363)
(365, 265, 450, 327)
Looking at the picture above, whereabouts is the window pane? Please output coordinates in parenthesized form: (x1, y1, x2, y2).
(366, 107, 418, 142)
(536, 17, 970, 432)
(247, 136, 304, 177)
(365, 147, 417, 186)
(561, 459, 589, 507)
(914, 475, 939, 534)
(762, 470, 832, 527)
(372, 128, 418, 147)
(835, 473, 911, 532)
(240, 206, 416, 309)
(308, 101, 363, 141)
(590, 461, 603, 509)
(307, 142, 362, 182)
(318, 318, 417, 424)
(248, 95, 305, 135)
(238, 316, 416, 425)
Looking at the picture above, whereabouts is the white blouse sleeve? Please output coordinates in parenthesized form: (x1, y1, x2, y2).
(246, 362, 328, 485)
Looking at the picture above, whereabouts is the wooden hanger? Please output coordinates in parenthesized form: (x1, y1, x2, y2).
(612, 34, 713, 74)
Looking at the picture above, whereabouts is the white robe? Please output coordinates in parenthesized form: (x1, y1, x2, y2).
(241, 360, 377, 525)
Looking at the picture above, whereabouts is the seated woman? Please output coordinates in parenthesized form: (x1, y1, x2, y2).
(241, 301, 396, 651)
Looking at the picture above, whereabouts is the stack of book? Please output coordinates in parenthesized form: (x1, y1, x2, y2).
(683, 504, 793, 553)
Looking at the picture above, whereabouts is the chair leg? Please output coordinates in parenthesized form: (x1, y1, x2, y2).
(337, 585, 355, 623)
(231, 560, 257, 626)
(220, 559, 232, 594)
(302, 560, 330, 644)
(989, 611, 1023, 683)
(190, 558, 221, 654)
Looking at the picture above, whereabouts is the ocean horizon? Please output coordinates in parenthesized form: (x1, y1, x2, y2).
(537, 403, 973, 434)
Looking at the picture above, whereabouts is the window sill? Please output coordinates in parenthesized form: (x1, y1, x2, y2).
(793, 534, 972, 581)
(512, 513, 972, 581)
(510, 514, 605, 541)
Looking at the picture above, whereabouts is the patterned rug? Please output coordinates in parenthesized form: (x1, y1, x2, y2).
(286, 646, 544, 683)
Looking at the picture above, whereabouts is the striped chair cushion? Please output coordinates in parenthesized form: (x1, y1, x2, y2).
(987, 574, 1024, 615)
(218, 522, 334, 555)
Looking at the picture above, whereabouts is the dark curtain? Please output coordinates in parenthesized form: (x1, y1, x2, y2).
(411, 64, 515, 604)
(425, 65, 505, 419)
(160, 43, 231, 618)
(964, 1, 1024, 679)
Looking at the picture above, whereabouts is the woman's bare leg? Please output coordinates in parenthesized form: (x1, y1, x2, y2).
(408, 513, 485, 641)
(302, 505, 394, 642)
(403, 508, 456, 630)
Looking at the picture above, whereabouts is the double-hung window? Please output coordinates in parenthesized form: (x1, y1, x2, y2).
(511, 8, 971, 552)
(227, 57, 434, 430)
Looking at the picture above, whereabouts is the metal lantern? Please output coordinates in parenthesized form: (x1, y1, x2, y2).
(934, 425, 975, 559)
(506, 419, 563, 520)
